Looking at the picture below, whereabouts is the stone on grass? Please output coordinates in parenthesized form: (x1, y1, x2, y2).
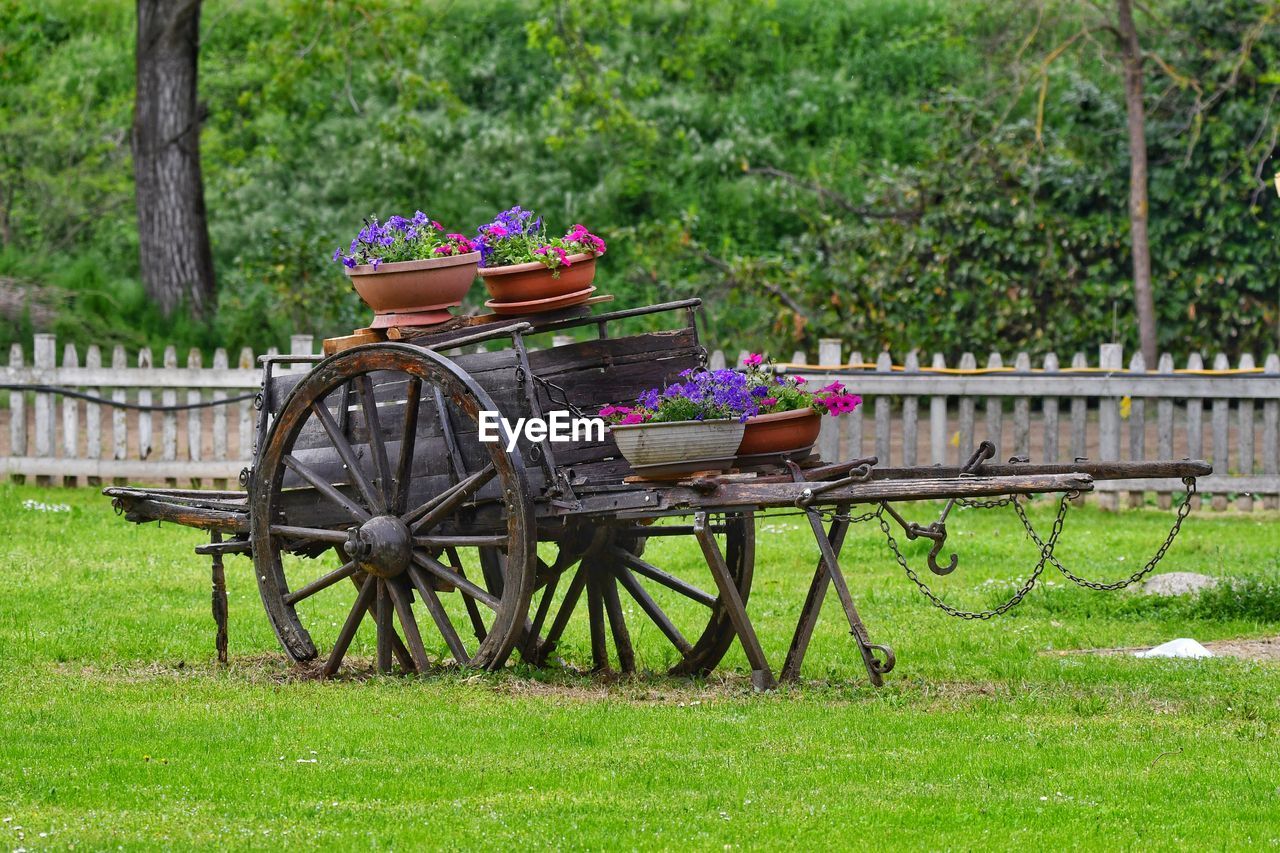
(1141, 572, 1219, 597)
(1133, 638, 1214, 659)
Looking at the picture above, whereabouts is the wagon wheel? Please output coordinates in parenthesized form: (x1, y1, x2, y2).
(525, 514, 754, 677)
(249, 343, 536, 676)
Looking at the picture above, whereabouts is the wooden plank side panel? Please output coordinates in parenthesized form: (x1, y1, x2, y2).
(845, 351, 864, 461)
(1012, 352, 1030, 461)
(816, 340, 841, 463)
(1237, 353, 1256, 512)
(33, 334, 55, 485)
(901, 351, 919, 466)
(8, 345, 27, 474)
(1265, 354, 1279, 510)
(111, 346, 128, 485)
(1126, 352, 1146, 507)
(1156, 353, 1175, 508)
(1042, 352, 1059, 463)
(985, 352, 1003, 459)
(161, 346, 178, 487)
(929, 353, 947, 466)
(1211, 353, 1230, 511)
(1070, 351, 1088, 463)
(874, 351, 891, 465)
(957, 353, 976, 464)
(85, 346, 102, 483)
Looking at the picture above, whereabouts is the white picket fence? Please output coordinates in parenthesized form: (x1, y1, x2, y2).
(708, 339, 1280, 511)
(4, 332, 1279, 509)
(1, 333, 318, 486)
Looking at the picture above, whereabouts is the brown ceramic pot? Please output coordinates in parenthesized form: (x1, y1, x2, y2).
(479, 253, 597, 303)
(737, 407, 822, 456)
(344, 251, 480, 329)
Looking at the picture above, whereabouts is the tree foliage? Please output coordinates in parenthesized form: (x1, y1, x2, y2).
(0, 0, 1275, 358)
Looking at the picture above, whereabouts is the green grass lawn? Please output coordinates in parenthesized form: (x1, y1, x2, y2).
(2, 482, 1278, 849)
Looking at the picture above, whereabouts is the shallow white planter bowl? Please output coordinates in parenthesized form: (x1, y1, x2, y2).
(610, 418, 746, 469)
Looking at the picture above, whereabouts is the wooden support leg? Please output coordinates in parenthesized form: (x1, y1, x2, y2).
(781, 508, 851, 681)
(693, 512, 776, 691)
(798, 506, 892, 687)
(210, 531, 228, 665)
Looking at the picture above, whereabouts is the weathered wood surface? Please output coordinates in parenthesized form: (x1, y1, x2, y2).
(581, 472, 1097, 518)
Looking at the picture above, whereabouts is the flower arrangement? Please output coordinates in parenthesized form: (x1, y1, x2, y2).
(474, 206, 606, 272)
(741, 353, 862, 416)
(599, 368, 760, 425)
(598, 359, 863, 428)
(333, 212, 476, 270)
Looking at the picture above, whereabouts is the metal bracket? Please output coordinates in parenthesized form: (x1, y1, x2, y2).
(789, 459, 874, 507)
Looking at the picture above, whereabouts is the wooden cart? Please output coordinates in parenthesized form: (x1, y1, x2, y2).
(106, 299, 1210, 687)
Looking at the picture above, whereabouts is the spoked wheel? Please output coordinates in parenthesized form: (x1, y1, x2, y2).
(249, 344, 536, 676)
(526, 513, 755, 677)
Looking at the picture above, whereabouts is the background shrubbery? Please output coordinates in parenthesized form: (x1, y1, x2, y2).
(1, 0, 1276, 358)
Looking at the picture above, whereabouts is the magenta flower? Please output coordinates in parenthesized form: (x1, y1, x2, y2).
(744, 353, 763, 367)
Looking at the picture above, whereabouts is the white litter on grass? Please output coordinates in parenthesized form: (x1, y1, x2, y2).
(21, 499, 70, 513)
(1133, 638, 1215, 659)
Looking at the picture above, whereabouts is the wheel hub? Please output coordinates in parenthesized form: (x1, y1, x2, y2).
(344, 515, 412, 578)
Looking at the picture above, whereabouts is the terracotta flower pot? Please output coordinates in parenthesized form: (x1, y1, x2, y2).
(344, 251, 480, 329)
(737, 407, 822, 456)
(479, 253, 597, 303)
(610, 418, 746, 477)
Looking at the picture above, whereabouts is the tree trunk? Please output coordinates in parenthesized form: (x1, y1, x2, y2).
(1116, 0, 1157, 365)
(132, 0, 215, 318)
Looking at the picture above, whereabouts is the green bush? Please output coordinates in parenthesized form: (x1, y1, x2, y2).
(0, 0, 1275, 359)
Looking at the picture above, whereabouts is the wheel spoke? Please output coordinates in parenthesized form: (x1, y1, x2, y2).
(350, 573, 414, 669)
(447, 547, 488, 642)
(411, 552, 500, 609)
(524, 570, 560, 658)
(310, 399, 381, 513)
(403, 464, 497, 532)
(408, 564, 472, 664)
(356, 374, 392, 513)
(611, 546, 717, 608)
(413, 534, 508, 549)
(386, 577, 430, 672)
(323, 574, 376, 677)
(478, 547, 506, 599)
(601, 572, 635, 674)
(283, 454, 371, 522)
(392, 377, 422, 513)
(541, 564, 588, 654)
(271, 524, 349, 545)
(375, 580, 395, 673)
(284, 559, 358, 605)
(614, 564, 693, 655)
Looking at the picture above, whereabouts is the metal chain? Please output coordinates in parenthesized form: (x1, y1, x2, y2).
(878, 491, 1074, 620)
(763, 506, 881, 525)
(956, 496, 1015, 510)
(1013, 476, 1197, 591)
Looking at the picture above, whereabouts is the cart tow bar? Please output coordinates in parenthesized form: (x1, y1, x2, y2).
(783, 460, 894, 686)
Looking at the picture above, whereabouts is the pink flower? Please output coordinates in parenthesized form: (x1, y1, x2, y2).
(744, 353, 763, 367)
(487, 224, 509, 238)
(761, 397, 778, 407)
(433, 245, 452, 255)
(794, 377, 806, 384)
(620, 410, 650, 425)
(821, 381, 845, 393)
(431, 220, 443, 231)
